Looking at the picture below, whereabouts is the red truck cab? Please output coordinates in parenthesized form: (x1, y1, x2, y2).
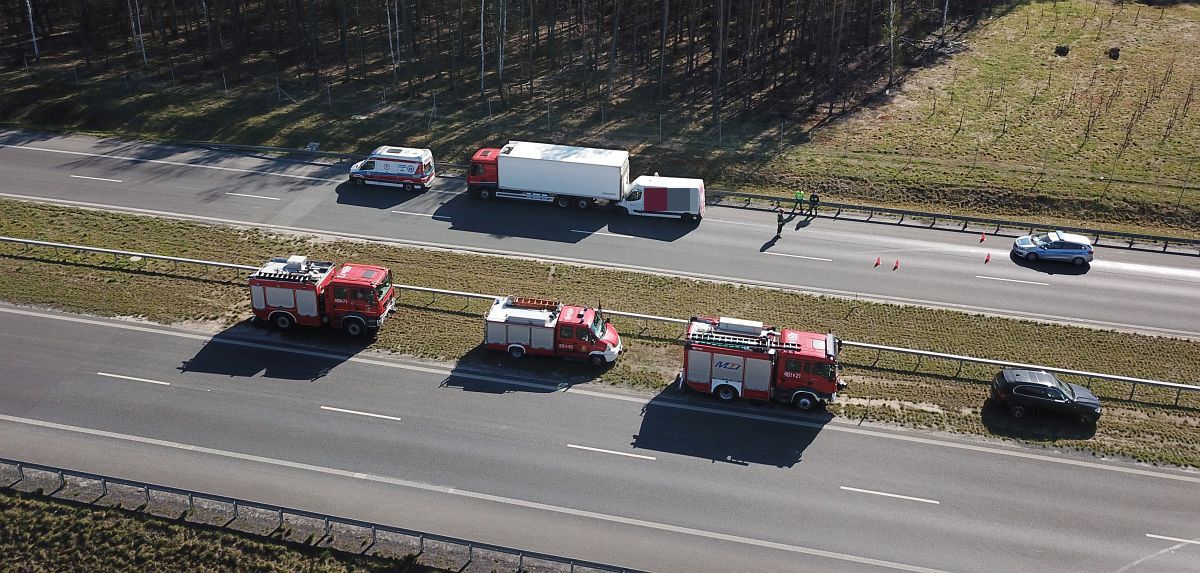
(466, 147, 502, 196)
(248, 255, 395, 337)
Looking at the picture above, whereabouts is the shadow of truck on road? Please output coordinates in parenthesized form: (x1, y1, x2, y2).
(631, 383, 831, 468)
(178, 320, 371, 382)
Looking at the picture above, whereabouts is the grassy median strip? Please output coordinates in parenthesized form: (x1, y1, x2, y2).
(2, 198, 1199, 467)
(0, 490, 436, 573)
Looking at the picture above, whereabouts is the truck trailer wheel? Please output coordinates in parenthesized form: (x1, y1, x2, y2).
(478, 189, 494, 201)
(343, 319, 366, 337)
(508, 345, 526, 359)
(574, 198, 592, 210)
(715, 385, 738, 402)
(271, 313, 295, 331)
(555, 196, 572, 209)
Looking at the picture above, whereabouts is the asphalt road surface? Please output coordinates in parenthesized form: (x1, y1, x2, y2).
(2, 305, 1198, 572)
(1, 130, 1199, 339)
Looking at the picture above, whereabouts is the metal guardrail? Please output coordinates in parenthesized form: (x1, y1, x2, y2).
(0, 457, 644, 573)
(169, 139, 1197, 253)
(2, 235, 1194, 403)
(705, 191, 1200, 255)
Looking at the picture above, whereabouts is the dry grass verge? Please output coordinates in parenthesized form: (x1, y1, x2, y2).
(2, 199, 1199, 466)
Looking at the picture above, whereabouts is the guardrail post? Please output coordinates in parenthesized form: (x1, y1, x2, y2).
(1176, 388, 1183, 407)
(518, 553, 524, 571)
(1128, 237, 1136, 248)
(100, 477, 107, 499)
(143, 485, 150, 508)
(914, 355, 922, 370)
(418, 532, 424, 554)
(955, 359, 963, 378)
(1129, 383, 1137, 401)
(49, 470, 66, 496)
(1085, 376, 1093, 389)
(1162, 241, 1170, 252)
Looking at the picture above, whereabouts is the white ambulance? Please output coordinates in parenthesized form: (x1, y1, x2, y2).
(349, 146, 436, 191)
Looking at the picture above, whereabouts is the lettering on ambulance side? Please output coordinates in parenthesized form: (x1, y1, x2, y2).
(713, 361, 742, 371)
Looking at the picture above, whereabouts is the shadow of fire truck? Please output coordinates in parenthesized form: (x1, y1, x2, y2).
(631, 384, 832, 468)
(177, 320, 372, 382)
(437, 346, 613, 394)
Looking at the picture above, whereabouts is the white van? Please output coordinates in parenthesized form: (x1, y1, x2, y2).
(619, 175, 706, 222)
(349, 146, 436, 191)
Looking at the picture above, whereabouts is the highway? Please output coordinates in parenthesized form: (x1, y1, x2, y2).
(2, 130, 1199, 338)
(2, 305, 1198, 572)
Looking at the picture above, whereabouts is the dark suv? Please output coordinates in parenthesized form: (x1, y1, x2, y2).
(990, 368, 1102, 424)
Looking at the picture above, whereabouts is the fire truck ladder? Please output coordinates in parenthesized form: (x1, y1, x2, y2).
(687, 330, 806, 352)
(508, 297, 560, 311)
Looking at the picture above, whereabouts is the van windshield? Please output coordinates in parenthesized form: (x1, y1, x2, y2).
(374, 271, 393, 303)
(590, 313, 607, 339)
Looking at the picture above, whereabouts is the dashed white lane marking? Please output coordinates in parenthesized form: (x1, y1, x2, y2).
(391, 210, 434, 217)
(1, 143, 337, 182)
(975, 275, 1050, 286)
(570, 230, 636, 239)
(0, 413, 949, 573)
(567, 444, 656, 461)
(763, 252, 834, 262)
(320, 405, 402, 422)
(226, 192, 280, 201)
(70, 175, 123, 183)
(5, 305, 1200, 483)
(840, 486, 940, 505)
(1145, 533, 1200, 545)
(96, 372, 170, 386)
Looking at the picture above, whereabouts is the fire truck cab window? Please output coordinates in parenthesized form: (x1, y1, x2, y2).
(355, 289, 374, 302)
(559, 326, 573, 338)
(811, 363, 834, 379)
(333, 286, 349, 300)
(784, 359, 804, 373)
(469, 163, 484, 176)
(362, 160, 376, 170)
(576, 327, 592, 340)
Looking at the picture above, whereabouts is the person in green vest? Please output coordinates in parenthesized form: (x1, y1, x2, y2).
(793, 190, 804, 213)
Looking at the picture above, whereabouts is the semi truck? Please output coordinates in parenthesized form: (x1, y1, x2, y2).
(248, 255, 395, 337)
(467, 141, 705, 222)
(484, 296, 623, 365)
(682, 316, 845, 410)
(349, 145, 436, 191)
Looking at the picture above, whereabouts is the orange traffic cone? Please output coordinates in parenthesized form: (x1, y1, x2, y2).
(985, 253, 992, 264)
(979, 233, 986, 243)
(892, 259, 900, 271)
(874, 256, 881, 267)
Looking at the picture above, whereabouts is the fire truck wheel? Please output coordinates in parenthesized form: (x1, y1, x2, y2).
(343, 319, 365, 337)
(794, 395, 817, 411)
(589, 354, 606, 367)
(271, 313, 294, 331)
(555, 196, 571, 209)
(715, 385, 738, 402)
(508, 345, 526, 359)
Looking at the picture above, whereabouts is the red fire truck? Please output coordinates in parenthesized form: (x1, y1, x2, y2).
(682, 316, 845, 410)
(248, 255, 395, 336)
(484, 296, 622, 366)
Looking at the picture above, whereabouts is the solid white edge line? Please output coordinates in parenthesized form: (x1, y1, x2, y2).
(3, 305, 1200, 484)
(840, 486, 939, 505)
(390, 210, 433, 217)
(570, 230, 634, 239)
(0, 413, 948, 573)
(1, 143, 337, 182)
(69, 175, 123, 183)
(320, 405, 402, 422)
(567, 444, 656, 461)
(3, 191, 1198, 339)
(975, 275, 1050, 286)
(763, 252, 834, 262)
(96, 372, 170, 386)
(1145, 534, 1200, 545)
(226, 192, 281, 201)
